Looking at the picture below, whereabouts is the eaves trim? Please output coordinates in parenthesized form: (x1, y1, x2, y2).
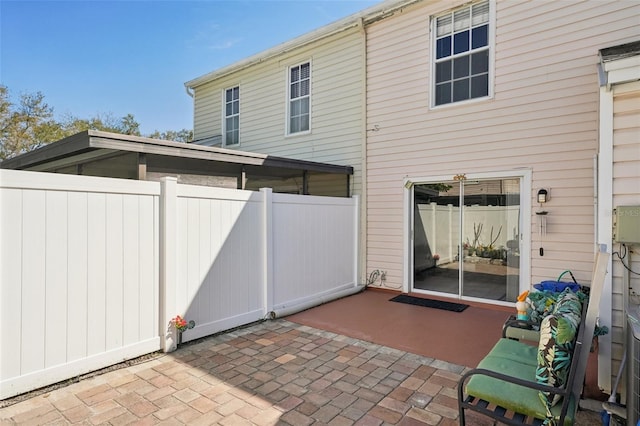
(184, 0, 422, 89)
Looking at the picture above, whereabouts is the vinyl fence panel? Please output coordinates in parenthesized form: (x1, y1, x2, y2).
(171, 186, 359, 344)
(174, 184, 265, 343)
(0, 170, 161, 399)
(271, 193, 358, 312)
(1, 170, 358, 399)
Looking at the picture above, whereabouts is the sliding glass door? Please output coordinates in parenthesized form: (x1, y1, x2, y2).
(413, 181, 460, 296)
(413, 177, 521, 302)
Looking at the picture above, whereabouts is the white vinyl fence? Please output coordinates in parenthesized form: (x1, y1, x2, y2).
(416, 203, 520, 264)
(270, 193, 358, 313)
(0, 170, 359, 399)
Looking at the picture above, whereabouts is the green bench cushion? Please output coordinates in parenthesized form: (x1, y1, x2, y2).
(487, 338, 538, 366)
(464, 288, 583, 426)
(465, 355, 576, 426)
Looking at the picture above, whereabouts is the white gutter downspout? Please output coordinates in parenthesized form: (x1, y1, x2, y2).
(185, 86, 195, 140)
(597, 60, 614, 394)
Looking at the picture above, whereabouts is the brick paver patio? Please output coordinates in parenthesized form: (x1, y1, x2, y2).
(0, 319, 600, 425)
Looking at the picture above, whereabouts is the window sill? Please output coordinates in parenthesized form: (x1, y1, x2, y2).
(285, 130, 312, 138)
(430, 94, 493, 111)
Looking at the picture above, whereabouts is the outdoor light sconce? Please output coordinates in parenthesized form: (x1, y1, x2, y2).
(536, 189, 549, 245)
(537, 188, 549, 204)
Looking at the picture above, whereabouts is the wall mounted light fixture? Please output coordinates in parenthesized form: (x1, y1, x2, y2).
(537, 188, 549, 204)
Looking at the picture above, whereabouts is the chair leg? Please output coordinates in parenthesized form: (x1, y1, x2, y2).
(459, 405, 466, 426)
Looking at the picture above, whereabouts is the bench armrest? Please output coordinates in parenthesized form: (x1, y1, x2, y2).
(502, 318, 541, 341)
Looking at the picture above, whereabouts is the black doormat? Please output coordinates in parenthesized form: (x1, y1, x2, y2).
(389, 294, 469, 312)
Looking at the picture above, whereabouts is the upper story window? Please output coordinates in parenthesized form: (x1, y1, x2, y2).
(224, 86, 239, 146)
(288, 62, 310, 134)
(433, 0, 491, 106)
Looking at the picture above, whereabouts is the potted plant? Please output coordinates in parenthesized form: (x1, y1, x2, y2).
(170, 315, 195, 346)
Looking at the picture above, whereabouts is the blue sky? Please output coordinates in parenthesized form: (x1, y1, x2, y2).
(1, 0, 382, 135)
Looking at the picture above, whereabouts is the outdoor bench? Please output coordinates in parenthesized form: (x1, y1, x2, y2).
(457, 251, 609, 426)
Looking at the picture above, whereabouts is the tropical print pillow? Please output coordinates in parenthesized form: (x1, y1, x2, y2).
(553, 289, 582, 319)
(536, 313, 578, 423)
(526, 287, 585, 329)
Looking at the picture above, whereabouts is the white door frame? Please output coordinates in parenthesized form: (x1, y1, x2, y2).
(403, 169, 532, 305)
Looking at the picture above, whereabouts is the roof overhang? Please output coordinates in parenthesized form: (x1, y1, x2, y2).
(0, 130, 353, 178)
(598, 40, 640, 88)
(184, 0, 422, 90)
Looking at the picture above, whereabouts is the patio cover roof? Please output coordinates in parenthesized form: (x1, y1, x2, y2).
(0, 130, 353, 177)
(0, 130, 353, 186)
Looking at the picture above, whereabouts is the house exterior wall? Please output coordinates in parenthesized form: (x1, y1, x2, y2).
(184, 0, 638, 395)
(365, 0, 640, 393)
(191, 27, 365, 196)
(365, 0, 639, 286)
(611, 81, 640, 397)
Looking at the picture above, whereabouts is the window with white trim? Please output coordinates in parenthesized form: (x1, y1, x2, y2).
(288, 62, 310, 134)
(433, 0, 490, 106)
(224, 86, 239, 146)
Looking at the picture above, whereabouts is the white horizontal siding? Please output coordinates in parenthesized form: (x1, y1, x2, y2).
(365, 0, 640, 290)
(193, 91, 222, 142)
(192, 28, 365, 195)
(613, 82, 640, 315)
(612, 82, 640, 197)
(498, 3, 638, 50)
(611, 84, 640, 388)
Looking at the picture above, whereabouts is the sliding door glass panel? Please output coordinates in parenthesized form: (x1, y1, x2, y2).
(461, 178, 520, 302)
(413, 181, 460, 295)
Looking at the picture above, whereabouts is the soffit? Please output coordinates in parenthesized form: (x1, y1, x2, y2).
(0, 130, 353, 177)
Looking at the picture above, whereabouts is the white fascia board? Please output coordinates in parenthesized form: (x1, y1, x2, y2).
(603, 55, 640, 85)
(184, 0, 421, 89)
